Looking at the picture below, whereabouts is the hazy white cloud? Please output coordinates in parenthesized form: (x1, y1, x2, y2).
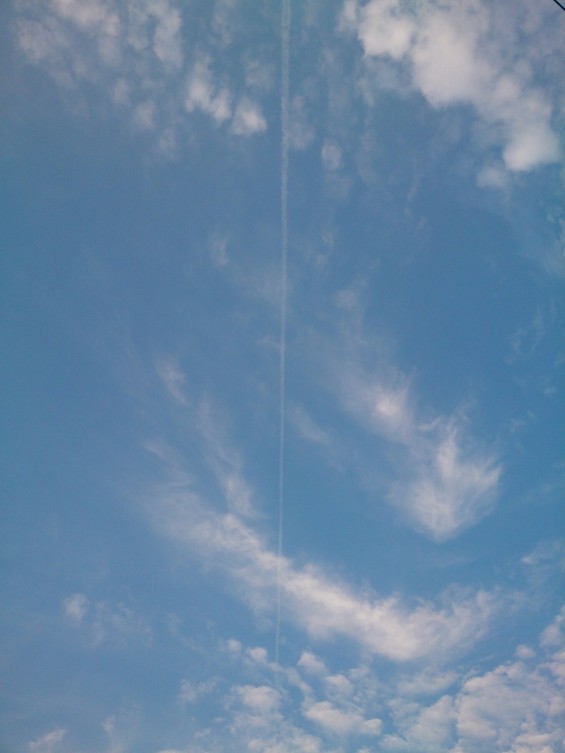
(343, 0, 561, 176)
(178, 677, 217, 704)
(232, 97, 267, 136)
(185, 57, 232, 123)
(150, 478, 497, 662)
(15, 1, 269, 148)
(62, 593, 152, 648)
(29, 728, 66, 753)
(156, 356, 189, 405)
(62, 592, 88, 624)
(290, 405, 332, 448)
(342, 362, 501, 540)
(321, 140, 343, 171)
(197, 397, 256, 518)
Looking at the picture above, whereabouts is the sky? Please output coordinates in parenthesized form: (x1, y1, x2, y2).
(1, 1, 564, 752)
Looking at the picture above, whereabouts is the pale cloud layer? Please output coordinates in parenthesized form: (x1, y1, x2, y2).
(342, 0, 562, 178)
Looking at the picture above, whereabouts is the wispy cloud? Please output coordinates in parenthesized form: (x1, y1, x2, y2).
(328, 334, 502, 540)
(341, 0, 561, 179)
(148, 465, 497, 662)
(62, 593, 153, 648)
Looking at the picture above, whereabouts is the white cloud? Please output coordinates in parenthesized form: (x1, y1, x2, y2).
(290, 405, 331, 448)
(156, 356, 189, 405)
(62, 592, 88, 624)
(62, 593, 152, 648)
(179, 677, 216, 703)
(298, 651, 328, 676)
(235, 684, 281, 713)
(15, 1, 269, 148)
(197, 397, 256, 518)
(185, 57, 232, 123)
(232, 97, 267, 136)
(150, 479, 497, 661)
(344, 0, 561, 177)
(29, 729, 66, 753)
(321, 140, 343, 171)
(381, 607, 565, 753)
(303, 699, 382, 737)
(342, 362, 501, 540)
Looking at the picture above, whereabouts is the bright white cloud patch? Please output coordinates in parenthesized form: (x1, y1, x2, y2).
(343, 0, 561, 176)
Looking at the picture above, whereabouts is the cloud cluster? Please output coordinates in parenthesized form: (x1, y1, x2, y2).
(342, 0, 561, 179)
(15, 0, 269, 150)
(27, 608, 565, 753)
(153, 607, 565, 753)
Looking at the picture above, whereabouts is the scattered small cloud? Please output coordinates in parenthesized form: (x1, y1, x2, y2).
(156, 356, 189, 405)
(62, 593, 152, 648)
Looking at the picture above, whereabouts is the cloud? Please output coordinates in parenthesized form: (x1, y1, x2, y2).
(185, 56, 232, 123)
(342, 0, 561, 177)
(62, 592, 88, 624)
(197, 397, 256, 518)
(303, 699, 382, 737)
(380, 606, 565, 753)
(341, 362, 501, 540)
(29, 729, 66, 753)
(234, 684, 281, 713)
(156, 356, 189, 405)
(298, 651, 328, 676)
(232, 97, 267, 136)
(150, 475, 497, 662)
(62, 593, 153, 648)
(14, 1, 269, 149)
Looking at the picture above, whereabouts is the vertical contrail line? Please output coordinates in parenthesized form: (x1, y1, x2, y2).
(275, 0, 290, 686)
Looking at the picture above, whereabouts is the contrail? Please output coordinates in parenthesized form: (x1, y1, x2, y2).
(275, 0, 290, 686)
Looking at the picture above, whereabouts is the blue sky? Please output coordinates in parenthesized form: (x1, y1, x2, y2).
(1, 1, 564, 752)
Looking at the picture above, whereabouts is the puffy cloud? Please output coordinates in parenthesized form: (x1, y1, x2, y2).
(298, 651, 329, 676)
(382, 607, 565, 753)
(235, 684, 281, 713)
(343, 0, 561, 176)
(303, 699, 382, 737)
